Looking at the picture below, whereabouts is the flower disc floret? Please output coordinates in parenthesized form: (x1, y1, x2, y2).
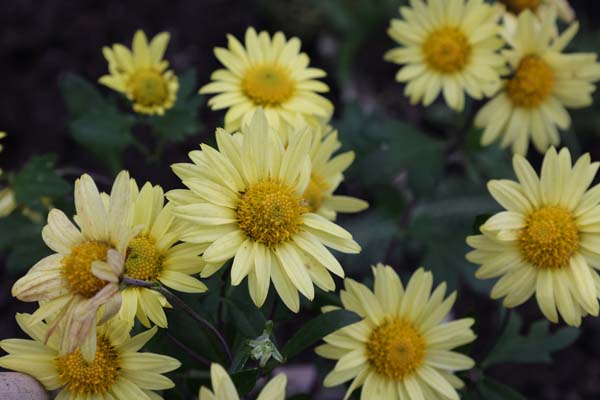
(506, 55, 555, 108)
(130, 69, 170, 107)
(423, 27, 471, 74)
(236, 178, 308, 246)
(125, 235, 163, 281)
(62, 241, 111, 297)
(241, 65, 295, 107)
(519, 206, 579, 269)
(366, 318, 426, 380)
(56, 335, 119, 395)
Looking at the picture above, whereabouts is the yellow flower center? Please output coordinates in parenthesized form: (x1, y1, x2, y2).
(241, 65, 295, 107)
(56, 335, 120, 395)
(303, 172, 330, 212)
(506, 55, 554, 108)
(500, 0, 540, 14)
(519, 206, 579, 269)
(130, 69, 169, 107)
(423, 27, 471, 74)
(236, 178, 308, 246)
(366, 319, 426, 380)
(62, 241, 111, 298)
(125, 235, 163, 281)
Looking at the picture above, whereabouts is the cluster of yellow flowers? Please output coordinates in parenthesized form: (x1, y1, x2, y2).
(385, 0, 600, 155)
(1, 0, 599, 399)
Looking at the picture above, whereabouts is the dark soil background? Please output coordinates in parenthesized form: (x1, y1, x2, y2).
(2, 1, 600, 399)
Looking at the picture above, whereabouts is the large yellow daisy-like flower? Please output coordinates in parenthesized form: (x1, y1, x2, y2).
(475, 10, 600, 155)
(11, 171, 134, 360)
(499, 0, 574, 22)
(384, 0, 505, 111)
(316, 265, 476, 400)
(100, 30, 179, 116)
(199, 363, 286, 400)
(199, 27, 333, 131)
(118, 180, 208, 328)
(0, 313, 180, 400)
(467, 148, 600, 327)
(168, 109, 360, 312)
(280, 121, 368, 220)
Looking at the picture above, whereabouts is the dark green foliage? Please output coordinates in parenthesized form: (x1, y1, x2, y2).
(13, 154, 70, 212)
(482, 312, 580, 368)
(282, 309, 361, 359)
(148, 69, 204, 143)
(61, 74, 135, 172)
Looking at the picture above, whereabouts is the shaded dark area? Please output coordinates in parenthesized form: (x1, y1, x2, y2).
(2, 0, 600, 399)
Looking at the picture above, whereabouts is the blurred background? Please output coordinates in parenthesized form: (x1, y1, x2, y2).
(1, 1, 600, 399)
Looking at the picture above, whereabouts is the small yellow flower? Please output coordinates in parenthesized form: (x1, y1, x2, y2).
(0, 313, 180, 399)
(168, 109, 360, 312)
(384, 0, 505, 111)
(499, 0, 575, 22)
(100, 30, 179, 115)
(199, 363, 286, 400)
(119, 180, 208, 328)
(199, 27, 333, 131)
(11, 171, 135, 360)
(467, 148, 600, 327)
(475, 10, 600, 155)
(0, 187, 16, 217)
(316, 265, 476, 400)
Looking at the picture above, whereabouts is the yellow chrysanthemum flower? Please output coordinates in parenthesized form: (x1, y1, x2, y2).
(280, 121, 369, 220)
(199, 27, 333, 131)
(199, 363, 286, 400)
(316, 265, 476, 400)
(467, 148, 600, 327)
(0, 313, 180, 400)
(384, 0, 505, 111)
(168, 109, 360, 312)
(499, 0, 574, 22)
(100, 30, 179, 115)
(118, 180, 208, 328)
(475, 10, 600, 155)
(11, 171, 134, 360)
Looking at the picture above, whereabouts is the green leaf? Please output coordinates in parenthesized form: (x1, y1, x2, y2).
(224, 298, 267, 339)
(229, 368, 260, 396)
(0, 213, 50, 274)
(60, 74, 135, 171)
(310, 0, 399, 83)
(360, 120, 444, 194)
(335, 102, 444, 195)
(148, 69, 203, 143)
(408, 178, 498, 293)
(7, 240, 51, 275)
(12, 154, 70, 212)
(281, 309, 361, 360)
(481, 311, 580, 368)
(335, 211, 400, 275)
(477, 377, 527, 400)
(68, 107, 135, 171)
(229, 341, 252, 373)
(60, 74, 105, 116)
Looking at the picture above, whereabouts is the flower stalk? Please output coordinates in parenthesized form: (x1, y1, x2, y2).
(121, 276, 232, 363)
